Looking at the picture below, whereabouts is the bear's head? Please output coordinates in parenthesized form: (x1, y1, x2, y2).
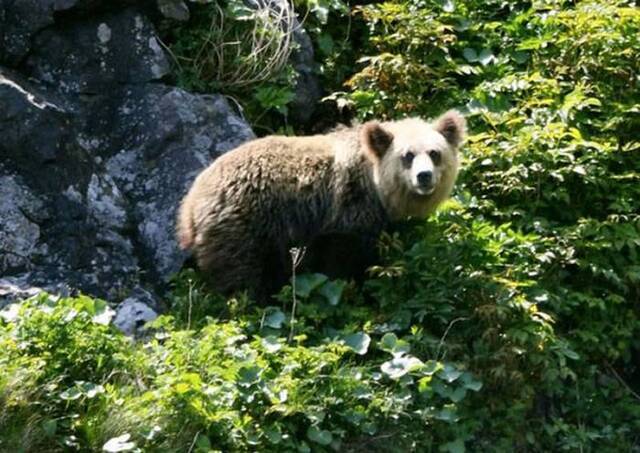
(362, 110, 466, 219)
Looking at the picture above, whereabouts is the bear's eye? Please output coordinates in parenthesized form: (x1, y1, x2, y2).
(429, 150, 442, 165)
(403, 151, 415, 164)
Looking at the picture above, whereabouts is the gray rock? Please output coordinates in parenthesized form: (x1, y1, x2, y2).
(0, 276, 46, 309)
(25, 8, 170, 93)
(157, 0, 190, 21)
(0, 0, 108, 66)
(1, 3, 256, 309)
(0, 0, 56, 65)
(113, 294, 159, 336)
(106, 86, 254, 280)
(289, 25, 322, 124)
(0, 175, 46, 274)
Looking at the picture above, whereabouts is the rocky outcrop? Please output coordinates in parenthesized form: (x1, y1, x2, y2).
(289, 25, 322, 124)
(0, 2, 255, 320)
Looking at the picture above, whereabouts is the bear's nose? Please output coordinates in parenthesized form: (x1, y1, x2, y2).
(417, 171, 433, 186)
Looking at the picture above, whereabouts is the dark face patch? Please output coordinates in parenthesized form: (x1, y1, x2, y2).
(429, 149, 441, 166)
(402, 151, 415, 168)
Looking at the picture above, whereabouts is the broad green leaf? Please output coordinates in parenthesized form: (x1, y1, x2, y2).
(443, 0, 455, 12)
(60, 387, 82, 401)
(439, 364, 463, 383)
(264, 309, 285, 329)
(379, 332, 410, 355)
(478, 48, 495, 66)
(379, 332, 398, 352)
(434, 405, 459, 423)
(103, 434, 136, 452)
(423, 360, 443, 375)
(195, 434, 211, 451)
(318, 280, 345, 306)
(418, 376, 433, 393)
(463, 48, 478, 62)
(381, 355, 424, 379)
(265, 427, 282, 444)
(450, 386, 467, 403)
(294, 273, 328, 298)
(237, 365, 261, 386)
(343, 332, 371, 355)
(307, 426, 333, 445)
(460, 372, 483, 391)
(441, 438, 465, 453)
(42, 419, 57, 437)
(262, 335, 283, 353)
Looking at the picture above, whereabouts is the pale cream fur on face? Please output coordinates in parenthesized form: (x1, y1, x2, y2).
(368, 112, 465, 220)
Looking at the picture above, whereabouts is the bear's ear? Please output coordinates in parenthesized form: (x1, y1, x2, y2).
(362, 121, 394, 161)
(434, 110, 467, 149)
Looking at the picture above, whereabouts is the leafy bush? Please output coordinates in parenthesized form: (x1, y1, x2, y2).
(163, 0, 300, 133)
(328, 0, 640, 449)
(0, 292, 483, 451)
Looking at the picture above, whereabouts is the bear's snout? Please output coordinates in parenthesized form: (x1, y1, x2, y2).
(416, 170, 433, 187)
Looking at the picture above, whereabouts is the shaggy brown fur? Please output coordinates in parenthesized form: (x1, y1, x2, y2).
(177, 110, 466, 297)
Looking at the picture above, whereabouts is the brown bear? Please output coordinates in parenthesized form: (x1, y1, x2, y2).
(177, 110, 466, 298)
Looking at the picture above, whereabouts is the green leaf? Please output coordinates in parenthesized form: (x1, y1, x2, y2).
(381, 355, 424, 379)
(318, 280, 345, 306)
(42, 419, 57, 437)
(79, 382, 105, 399)
(441, 438, 465, 453)
(449, 386, 467, 403)
(434, 405, 459, 423)
(510, 50, 529, 64)
(439, 364, 463, 383)
(237, 365, 262, 386)
(103, 434, 136, 452)
(418, 376, 433, 393)
(442, 0, 455, 12)
(262, 335, 283, 353)
(379, 332, 398, 352)
(423, 360, 443, 375)
(343, 332, 371, 355)
(195, 434, 212, 451)
(265, 427, 282, 444)
(460, 372, 483, 391)
(463, 48, 478, 62)
(175, 382, 191, 394)
(59, 387, 82, 401)
(478, 48, 495, 66)
(294, 273, 328, 298)
(379, 332, 410, 355)
(224, 1, 255, 20)
(307, 426, 333, 445)
(264, 309, 285, 329)
(317, 33, 334, 56)
(563, 349, 580, 360)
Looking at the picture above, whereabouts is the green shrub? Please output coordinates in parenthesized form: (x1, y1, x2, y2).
(1, 291, 484, 451)
(329, 0, 640, 449)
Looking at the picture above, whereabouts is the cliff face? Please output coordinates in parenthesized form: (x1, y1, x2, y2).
(0, 1, 255, 324)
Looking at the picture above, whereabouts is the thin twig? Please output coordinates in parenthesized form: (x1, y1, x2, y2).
(288, 246, 306, 343)
(436, 316, 470, 361)
(187, 430, 201, 453)
(187, 278, 194, 330)
(605, 361, 640, 402)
